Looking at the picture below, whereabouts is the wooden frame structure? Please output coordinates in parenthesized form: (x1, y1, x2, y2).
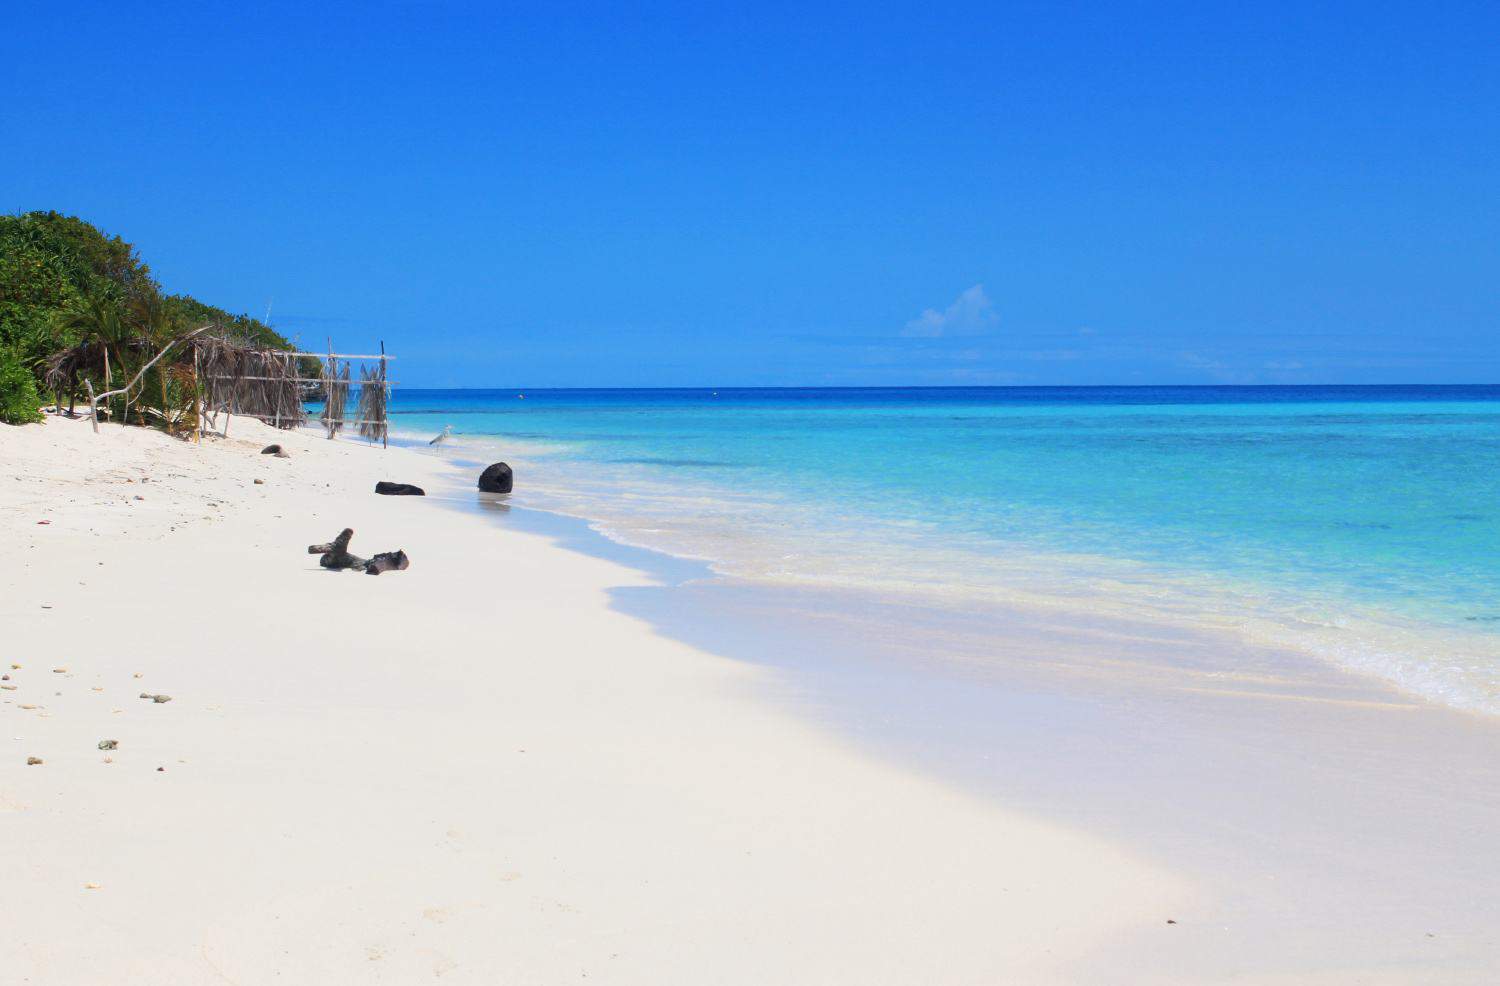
(201, 339, 395, 447)
(47, 329, 395, 447)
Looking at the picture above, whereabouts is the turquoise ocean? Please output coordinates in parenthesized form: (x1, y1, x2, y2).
(386, 386, 1500, 714)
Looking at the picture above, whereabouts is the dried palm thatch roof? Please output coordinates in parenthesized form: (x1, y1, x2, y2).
(320, 359, 350, 436)
(357, 363, 388, 443)
(193, 334, 309, 430)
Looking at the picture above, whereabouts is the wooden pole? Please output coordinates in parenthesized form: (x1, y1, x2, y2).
(193, 346, 202, 443)
(380, 339, 388, 449)
(326, 337, 335, 440)
(85, 380, 99, 434)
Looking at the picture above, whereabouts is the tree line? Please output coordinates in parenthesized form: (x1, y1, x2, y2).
(0, 211, 300, 425)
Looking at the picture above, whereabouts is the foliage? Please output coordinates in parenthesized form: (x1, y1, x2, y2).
(0, 345, 42, 424)
(0, 211, 301, 430)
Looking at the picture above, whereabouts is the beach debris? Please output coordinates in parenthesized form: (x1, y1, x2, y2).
(260, 444, 288, 457)
(19, 704, 39, 710)
(98, 740, 117, 751)
(52, 667, 67, 674)
(37, 519, 50, 525)
(157, 766, 165, 772)
(10, 664, 21, 670)
(1166, 919, 1177, 925)
(138, 692, 172, 703)
(364, 550, 410, 575)
(477, 461, 513, 494)
(375, 481, 425, 496)
(85, 882, 101, 890)
(307, 528, 410, 575)
(253, 478, 265, 485)
(26, 757, 42, 766)
(133, 672, 143, 678)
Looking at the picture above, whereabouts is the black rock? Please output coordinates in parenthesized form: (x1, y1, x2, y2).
(260, 444, 282, 455)
(478, 462, 513, 494)
(375, 482, 426, 496)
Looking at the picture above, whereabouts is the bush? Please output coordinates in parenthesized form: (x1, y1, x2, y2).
(0, 346, 42, 424)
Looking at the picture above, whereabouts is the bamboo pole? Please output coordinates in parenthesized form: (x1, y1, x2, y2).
(193, 346, 202, 444)
(380, 339, 388, 449)
(325, 337, 334, 440)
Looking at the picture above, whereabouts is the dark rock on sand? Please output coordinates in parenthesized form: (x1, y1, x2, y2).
(375, 482, 426, 496)
(261, 444, 289, 458)
(478, 462, 513, 494)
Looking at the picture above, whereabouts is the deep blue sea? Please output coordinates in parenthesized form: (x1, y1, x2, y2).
(386, 385, 1500, 712)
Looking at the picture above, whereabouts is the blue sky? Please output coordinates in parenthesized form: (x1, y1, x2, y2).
(5, 1, 1497, 387)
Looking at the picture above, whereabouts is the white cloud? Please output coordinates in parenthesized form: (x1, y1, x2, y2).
(902, 284, 999, 338)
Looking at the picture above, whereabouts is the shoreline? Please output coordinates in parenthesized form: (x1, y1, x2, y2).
(5, 415, 1498, 982)
(419, 431, 1500, 979)
(398, 409, 1500, 719)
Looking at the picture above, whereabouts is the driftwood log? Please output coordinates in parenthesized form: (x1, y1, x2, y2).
(307, 528, 410, 576)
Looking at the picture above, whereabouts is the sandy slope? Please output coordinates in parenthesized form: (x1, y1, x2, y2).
(1, 415, 1194, 985)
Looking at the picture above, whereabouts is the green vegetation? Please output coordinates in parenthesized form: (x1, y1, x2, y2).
(0, 211, 297, 426)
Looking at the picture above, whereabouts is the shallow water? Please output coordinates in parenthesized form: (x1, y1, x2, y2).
(388, 385, 1500, 713)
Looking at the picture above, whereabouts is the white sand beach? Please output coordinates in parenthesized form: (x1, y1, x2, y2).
(2, 415, 1191, 984)
(5, 415, 1499, 985)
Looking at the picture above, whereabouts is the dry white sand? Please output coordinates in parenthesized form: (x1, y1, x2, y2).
(2, 415, 1198, 984)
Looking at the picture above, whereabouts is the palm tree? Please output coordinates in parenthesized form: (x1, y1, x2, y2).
(60, 288, 133, 415)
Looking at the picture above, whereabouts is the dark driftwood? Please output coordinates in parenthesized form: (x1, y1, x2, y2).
(364, 550, 410, 575)
(307, 528, 410, 575)
(375, 481, 425, 496)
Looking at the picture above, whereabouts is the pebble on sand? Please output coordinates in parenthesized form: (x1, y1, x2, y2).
(98, 740, 118, 751)
(85, 882, 101, 890)
(26, 757, 42, 765)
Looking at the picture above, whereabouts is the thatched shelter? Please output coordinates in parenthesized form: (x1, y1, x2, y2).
(43, 330, 391, 442)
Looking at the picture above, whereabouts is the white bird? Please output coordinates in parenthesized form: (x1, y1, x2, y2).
(429, 425, 454, 446)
